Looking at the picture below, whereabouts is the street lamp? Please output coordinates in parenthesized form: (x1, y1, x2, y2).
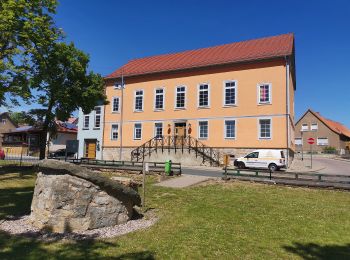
(115, 72, 125, 161)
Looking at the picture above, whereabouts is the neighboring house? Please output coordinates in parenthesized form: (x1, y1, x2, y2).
(77, 104, 104, 159)
(2, 121, 77, 157)
(295, 109, 350, 154)
(103, 33, 296, 165)
(0, 112, 17, 147)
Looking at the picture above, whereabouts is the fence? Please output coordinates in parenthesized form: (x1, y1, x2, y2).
(50, 158, 182, 175)
(223, 168, 350, 188)
(0, 145, 40, 166)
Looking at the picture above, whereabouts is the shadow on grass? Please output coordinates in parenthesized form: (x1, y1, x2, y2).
(283, 242, 350, 260)
(0, 186, 34, 220)
(0, 230, 155, 259)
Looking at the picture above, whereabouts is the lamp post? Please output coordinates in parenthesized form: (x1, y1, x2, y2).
(115, 72, 125, 161)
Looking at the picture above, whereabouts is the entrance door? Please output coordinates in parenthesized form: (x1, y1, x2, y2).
(85, 140, 96, 159)
(174, 123, 186, 137)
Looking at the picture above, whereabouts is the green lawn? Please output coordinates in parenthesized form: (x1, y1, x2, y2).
(0, 168, 349, 259)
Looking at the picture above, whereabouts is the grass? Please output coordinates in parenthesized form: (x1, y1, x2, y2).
(0, 168, 349, 259)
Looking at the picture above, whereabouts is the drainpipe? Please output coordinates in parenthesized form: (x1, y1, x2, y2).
(119, 72, 124, 161)
(285, 56, 290, 166)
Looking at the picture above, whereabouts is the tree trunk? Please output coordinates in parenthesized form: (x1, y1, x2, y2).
(39, 99, 54, 160)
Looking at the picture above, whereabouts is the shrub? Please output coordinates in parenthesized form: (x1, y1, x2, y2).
(323, 146, 337, 154)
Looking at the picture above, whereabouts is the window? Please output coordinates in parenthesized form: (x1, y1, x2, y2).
(111, 124, 119, 140)
(259, 119, 271, 139)
(83, 115, 89, 129)
(2, 119, 6, 124)
(225, 120, 236, 139)
(175, 86, 186, 109)
(245, 152, 259, 158)
(154, 88, 164, 110)
(154, 122, 163, 138)
(301, 124, 309, 131)
(112, 97, 120, 112)
(94, 107, 101, 128)
(198, 84, 209, 107)
(258, 84, 271, 104)
(134, 90, 143, 111)
(311, 123, 318, 131)
(224, 81, 236, 105)
(198, 121, 208, 139)
(134, 123, 142, 140)
(295, 138, 303, 146)
(317, 137, 328, 146)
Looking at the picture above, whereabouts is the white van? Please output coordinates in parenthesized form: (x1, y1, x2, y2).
(233, 150, 286, 171)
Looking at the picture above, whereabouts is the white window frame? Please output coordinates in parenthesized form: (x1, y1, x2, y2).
(112, 97, 120, 113)
(257, 83, 272, 104)
(83, 115, 90, 129)
(110, 124, 119, 140)
(295, 138, 303, 146)
(224, 119, 236, 139)
(154, 87, 165, 111)
(198, 120, 209, 140)
(174, 85, 186, 109)
(311, 123, 318, 131)
(317, 137, 329, 146)
(94, 107, 102, 129)
(154, 122, 163, 139)
(258, 117, 272, 139)
(301, 123, 309, 131)
(133, 123, 142, 140)
(223, 80, 237, 106)
(134, 90, 144, 112)
(197, 83, 210, 108)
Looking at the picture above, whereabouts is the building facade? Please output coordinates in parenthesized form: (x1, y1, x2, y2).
(77, 105, 104, 159)
(295, 109, 350, 154)
(102, 33, 296, 165)
(0, 112, 17, 147)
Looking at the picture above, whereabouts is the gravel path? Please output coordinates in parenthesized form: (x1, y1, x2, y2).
(0, 215, 158, 241)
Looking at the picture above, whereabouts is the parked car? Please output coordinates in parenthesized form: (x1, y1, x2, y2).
(49, 149, 75, 159)
(0, 149, 5, 160)
(234, 149, 286, 172)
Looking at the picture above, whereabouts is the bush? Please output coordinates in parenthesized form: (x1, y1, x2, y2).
(323, 146, 337, 154)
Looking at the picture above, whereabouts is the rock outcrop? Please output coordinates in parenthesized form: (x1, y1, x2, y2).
(30, 160, 141, 233)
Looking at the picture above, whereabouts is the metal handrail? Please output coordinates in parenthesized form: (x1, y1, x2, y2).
(130, 135, 220, 166)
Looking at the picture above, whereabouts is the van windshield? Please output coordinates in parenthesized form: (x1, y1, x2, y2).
(245, 152, 259, 159)
(280, 151, 285, 158)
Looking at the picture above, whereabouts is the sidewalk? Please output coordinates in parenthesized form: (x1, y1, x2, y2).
(287, 158, 325, 173)
(154, 174, 214, 188)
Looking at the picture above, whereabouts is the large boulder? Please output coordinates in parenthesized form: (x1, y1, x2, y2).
(30, 160, 141, 233)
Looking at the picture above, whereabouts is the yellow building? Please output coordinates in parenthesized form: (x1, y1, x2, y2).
(102, 33, 296, 166)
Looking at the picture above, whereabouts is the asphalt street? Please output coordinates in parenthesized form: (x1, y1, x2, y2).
(182, 158, 350, 177)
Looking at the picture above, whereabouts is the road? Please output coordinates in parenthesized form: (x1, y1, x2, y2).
(182, 157, 350, 177)
(305, 158, 350, 175)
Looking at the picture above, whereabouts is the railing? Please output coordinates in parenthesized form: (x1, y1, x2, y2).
(223, 168, 350, 187)
(49, 157, 182, 175)
(130, 135, 220, 166)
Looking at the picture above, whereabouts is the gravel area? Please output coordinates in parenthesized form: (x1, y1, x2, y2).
(0, 215, 158, 241)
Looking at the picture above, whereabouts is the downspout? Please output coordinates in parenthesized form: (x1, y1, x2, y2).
(285, 56, 290, 166)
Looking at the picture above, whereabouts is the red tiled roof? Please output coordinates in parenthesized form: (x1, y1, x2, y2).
(301, 109, 350, 138)
(106, 33, 294, 79)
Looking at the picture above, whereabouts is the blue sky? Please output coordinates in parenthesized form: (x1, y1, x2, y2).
(4, 0, 350, 127)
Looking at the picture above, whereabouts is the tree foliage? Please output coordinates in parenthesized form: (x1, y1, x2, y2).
(1, 0, 107, 159)
(0, 0, 59, 106)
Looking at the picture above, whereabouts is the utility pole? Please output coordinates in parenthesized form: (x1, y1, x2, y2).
(301, 130, 304, 161)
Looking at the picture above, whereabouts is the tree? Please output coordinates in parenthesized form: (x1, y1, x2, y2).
(9, 111, 36, 126)
(0, 0, 59, 106)
(1, 0, 107, 159)
(30, 42, 106, 159)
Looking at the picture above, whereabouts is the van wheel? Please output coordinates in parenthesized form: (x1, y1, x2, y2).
(237, 162, 245, 169)
(268, 163, 278, 172)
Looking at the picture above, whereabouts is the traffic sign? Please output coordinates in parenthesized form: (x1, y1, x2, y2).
(307, 138, 315, 145)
